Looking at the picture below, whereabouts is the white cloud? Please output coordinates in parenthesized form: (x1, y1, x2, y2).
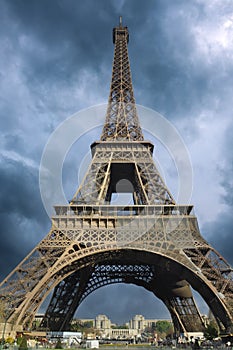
(1, 150, 38, 169)
(192, 1, 233, 62)
(177, 109, 230, 226)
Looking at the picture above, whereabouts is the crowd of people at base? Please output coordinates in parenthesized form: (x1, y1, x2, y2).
(176, 340, 232, 349)
(156, 337, 233, 349)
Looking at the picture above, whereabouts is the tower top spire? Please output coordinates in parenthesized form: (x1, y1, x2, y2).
(112, 17, 129, 44)
(101, 20, 143, 141)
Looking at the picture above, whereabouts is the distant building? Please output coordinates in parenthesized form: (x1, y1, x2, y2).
(33, 313, 210, 341)
(95, 315, 111, 330)
(93, 314, 172, 340)
(93, 315, 137, 339)
(128, 314, 172, 332)
(34, 314, 44, 323)
(129, 315, 146, 331)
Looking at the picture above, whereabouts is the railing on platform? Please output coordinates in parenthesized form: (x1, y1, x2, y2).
(53, 205, 194, 218)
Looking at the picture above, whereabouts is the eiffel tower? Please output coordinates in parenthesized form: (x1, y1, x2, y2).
(0, 18, 233, 337)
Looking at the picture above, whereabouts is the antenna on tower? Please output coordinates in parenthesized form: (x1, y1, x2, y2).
(119, 15, 122, 27)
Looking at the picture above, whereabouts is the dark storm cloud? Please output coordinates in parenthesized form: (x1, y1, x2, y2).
(77, 285, 169, 324)
(126, 0, 233, 127)
(0, 0, 115, 137)
(203, 122, 233, 266)
(3, 0, 114, 84)
(126, 1, 202, 114)
(204, 212, 233, 267)
(0, 0, 232, 324)
(220, 123, 233, 209)
(1, 157, 38, 218)
(0, 155, 49, 279)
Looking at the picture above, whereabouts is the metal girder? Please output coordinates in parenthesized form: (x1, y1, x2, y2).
(40, 266, 94, 331)
(39, 262, 204, 333)
(0, 213, 232, 333)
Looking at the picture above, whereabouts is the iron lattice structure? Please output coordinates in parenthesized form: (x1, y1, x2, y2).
(0, 19, 233, 336)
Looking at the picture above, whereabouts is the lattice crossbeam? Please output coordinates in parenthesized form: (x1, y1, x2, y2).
(39, 263, 204, 332)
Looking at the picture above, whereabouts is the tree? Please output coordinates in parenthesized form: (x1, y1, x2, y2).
(55, 339, 63, 349)
(71, 319, 93, 331)
(204, 321, 219, 340)
(18, 336, 28, 350)
(155, 321, 173, 338)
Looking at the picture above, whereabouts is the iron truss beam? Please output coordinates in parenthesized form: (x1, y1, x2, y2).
(40, 262, 204, 333)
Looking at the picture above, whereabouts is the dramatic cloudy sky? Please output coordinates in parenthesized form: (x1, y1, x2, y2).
(1, 0, 233, 324)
